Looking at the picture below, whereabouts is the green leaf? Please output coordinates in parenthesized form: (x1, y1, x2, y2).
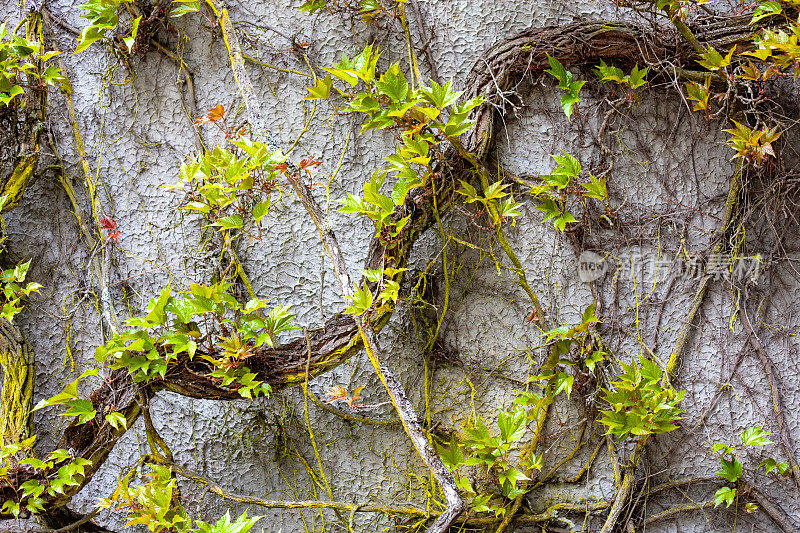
(345, 283, 373, 317)
(75, 24, 110, 54)
(741, 426, 774, 447)
(498, 198, 522, 221)
(436, 439, 465, 471)
(21, 480, 45, 499)
(170, 1, 202, 17)
(1, 85, 24, 105)
(696, 45, 736, 71)
(584, 351, 605, 373)
(266, 305, 299, 337)
(375, 64, 409, 103)
(165, 297, 197, 324)
(420, 80, 461, 108)
(63, 399, 96, 424)
(457, 180, 480, 203)
(32, 369, 97, 411)
(360, 268, 384, 283)
(594, 59, 625, 83)
(561, 81, 585, 120)
(503, 467, 530, 487)
(123, 16, 140, 53)
(628, 64, 648, 89)
(715, 457, 743, 482)
(391, 178, 414, 205)
(305, 74, 333, 100)
(20, 458, 47, 470)
(194, 511, 261, 533)
(2, 500, 20, 518)
(554, 211, 577, 232)
(759, 457, 779, 474)
(105, 412, 128, 430)
(714, 486, 737, 508)
(12, 260, 31, 282)
(299, 0, 327, 14)
(498, 408, 526, 443)
(553, 153, 581, 177)
(545, 54, 571, 89)
(145, 282, 172, 325)
(751, 1, 781, 24)
(211, 214, 244, 230)
(252, 198, 270, 222)
(324, 44, 380, 86)
(554, 372, 575, 398)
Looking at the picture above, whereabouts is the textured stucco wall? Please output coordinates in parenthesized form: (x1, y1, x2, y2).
(0, 0, 798, 531)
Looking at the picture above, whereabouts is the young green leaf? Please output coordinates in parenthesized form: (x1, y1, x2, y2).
(581, 174, 607, 200)
(497, 408, 526, 443)
(63, 399, 96, 425)
(741, 426, 774, 447)
(714, 486, 737, 508)
(305, 75, 333, 100)
(696, 45, 736, 71)
(715, 457, 743, 482)
(751, 1, 781, 24)
(345, 283, 373, 317)
(420, 80, 462, 109)
(105, 412, 128, 430)
(554, 372, 574, 398)
(252, 198, 270, 222)
(211, 214, 244, 230)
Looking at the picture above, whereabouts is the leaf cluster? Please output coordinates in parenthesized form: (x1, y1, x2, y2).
(95, 282, 298, 398)
(307, 46, 482, 242)
(545, 55, 585, 120)
(0, 259, 42, 323)
(99, 463, 261, 533)
(437, 406, 540, 518)
(711, 426, 790, 509)
(1, 438, 92, 518)
(594, 60, 648, 99)
(0, 23, 69, 107)
(344, 266, 407, 318)
(171, 137, 286, 232)
(457, 180, 523, 227)
(532, 152, 607, 232)
(598, 356, 685, 439)
(75, 0, 139, 54)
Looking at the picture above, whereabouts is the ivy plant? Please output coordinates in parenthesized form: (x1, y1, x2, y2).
(95, 282, 297, 399)
(1, 437, 93, 518)
(75, 0, 140, 54)
(712, 426, 790, 509)
(0, 23, 69, 106)
(599, 356, 685, 439)
(99, 463, 261, 533)
(530, 152, 607, 232)
(0, 259, 43, 323)
(306, 44, 485, 243)
(545, 54, 585, 120)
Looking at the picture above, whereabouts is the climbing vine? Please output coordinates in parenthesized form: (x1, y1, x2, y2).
(0, 0, 799, 532)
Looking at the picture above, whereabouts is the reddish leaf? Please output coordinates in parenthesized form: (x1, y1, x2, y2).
(194, 104, 225, 125)
(326, 385, 348, 404)
(299, 158, 322, 174)
(99, 216, 117, 231)
(272, 162, 289, 175)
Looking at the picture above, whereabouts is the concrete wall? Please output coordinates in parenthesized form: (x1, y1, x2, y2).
(0, 0, 798, 531)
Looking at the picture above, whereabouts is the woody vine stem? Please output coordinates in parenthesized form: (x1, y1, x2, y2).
(0, 0, 799, 532)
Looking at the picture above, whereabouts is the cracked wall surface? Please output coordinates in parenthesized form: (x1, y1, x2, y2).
(0, 0, 798, 532)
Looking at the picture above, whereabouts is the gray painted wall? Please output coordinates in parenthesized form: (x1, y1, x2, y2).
(0, 0, 798, 531)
